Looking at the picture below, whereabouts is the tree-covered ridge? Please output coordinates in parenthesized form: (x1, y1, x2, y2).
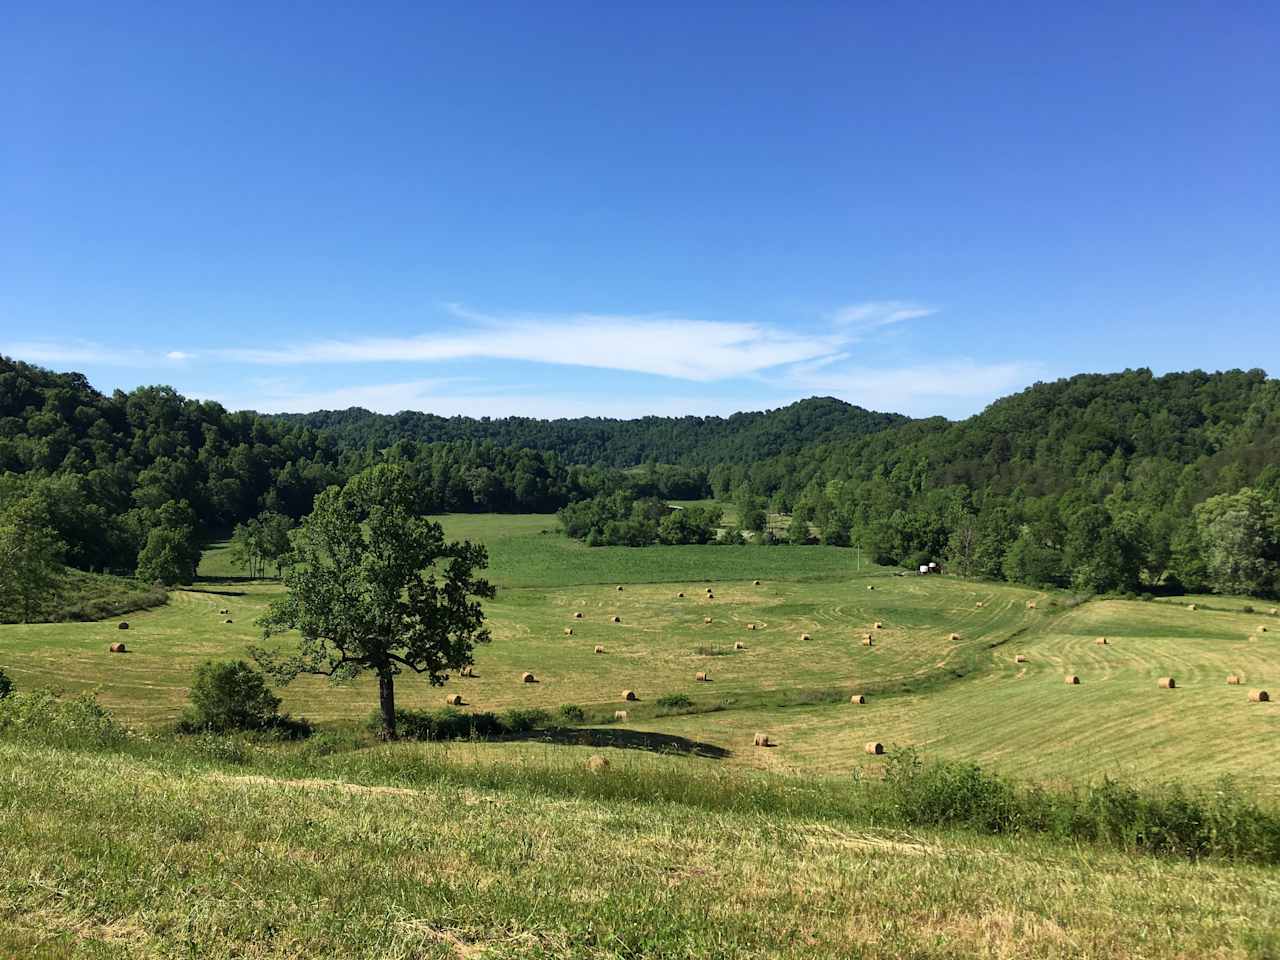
(3, 355, 1277, 599)
(274, 396, 908, 467)
(719, 369, 1280, 595)
(0, 355, 712, 584)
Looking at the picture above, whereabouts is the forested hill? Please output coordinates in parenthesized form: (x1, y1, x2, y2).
(273, 397, 908, 466)
(718, 368, 1279, 595)
(3, 353, 1278, 597)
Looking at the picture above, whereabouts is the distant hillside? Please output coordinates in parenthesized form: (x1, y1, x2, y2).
(272, 396, 909, 467)
(721, 368, 1279, 594)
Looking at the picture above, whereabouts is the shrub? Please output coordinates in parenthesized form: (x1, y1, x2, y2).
(0, 667, 12, 699)
(183, 660, 291, 734)
(655, 694, 693, 709)
(0, 690, 128, 748)
(557, 704, 586, 724)
(870, 750, 1280, 863)
(1243, 605, 1255, 614)
(379, 707, 550, 741)
(501, 707, 551, 734)
(187, 729, 253, 765)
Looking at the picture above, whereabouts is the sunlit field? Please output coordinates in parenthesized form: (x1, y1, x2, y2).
(4, 514, 1277, 791)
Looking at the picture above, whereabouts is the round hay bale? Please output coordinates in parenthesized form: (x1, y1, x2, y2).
(610, 615, 621, 623)
(677, 592, 685, 598)
(753, 732, 771, 747)
(564, 627, 574, 636)
(1014, 654, 1028, 663)
(445, 693, 464, 706)
(1095, 637, 1108, 645)
(867, 585, 875, 591)
(849, 694, 866, 704)
(695, 671, 709, 682)
(1026, 601, 1037, 610)
(460, 665, 475, 677)
(1270, 608, 1278, 616)
(704, 617, 713, 624)
(1065, 674, 1080, 685)
(622, 690, 637, 701)
(706, 586, 714, 593)
(574, 612, 583, 619)
(747, 623, 757, 631)
(117, 622, 129, 630)
(1157, 676, 1176, 689)
(975, 601, 984, 607)
(753, 579, 761, 586)
(1187, 603, 1197, 611)
(1258, 625, 1269, 633)
(223, 619, 233, 624)
(734, 641, 745, 650)
(1226, 674, 1242, 685)
(109, 642, 127, 654)
(800, 632, 811, 641)
(874, 621, 883, 630)
(948, 632, 961, 641)
(594, 644, 604, 654)
(1248, 689, 1270, 703)
(616, 585, 624, 591)
(521, 672, 537, 683)
(706, 592, 715, 600)
(614, 710, 628, 721)
(864, 741, 884, 755)
(586, 754, 609, 772)
(862, 636, 874, 646)
(218, 608, 229, 615)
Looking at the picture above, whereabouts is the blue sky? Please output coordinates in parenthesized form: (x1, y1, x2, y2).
(2, 2, 1276, 419)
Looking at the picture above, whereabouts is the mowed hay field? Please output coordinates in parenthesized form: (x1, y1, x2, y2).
(2, 513, 1278, 790)
(4, 741, 1280, 960)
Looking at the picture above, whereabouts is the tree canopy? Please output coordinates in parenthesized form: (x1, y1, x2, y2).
(255, 464, 495, 738)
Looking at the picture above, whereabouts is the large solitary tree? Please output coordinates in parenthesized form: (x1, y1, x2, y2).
(254, 463, 495, 738)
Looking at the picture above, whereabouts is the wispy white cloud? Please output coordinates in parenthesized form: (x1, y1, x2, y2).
(4, 340, 201, 368)
(2, 340, 158, 367)
(218, 307, 849, 382)
(199, 377, 767, 419)
(783, 359, 1041, 417)
(831, 300, 937, 331)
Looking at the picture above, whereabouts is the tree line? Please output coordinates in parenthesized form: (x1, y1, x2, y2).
(2, 357, 1278, 611)
(710, 369, 1280, 596)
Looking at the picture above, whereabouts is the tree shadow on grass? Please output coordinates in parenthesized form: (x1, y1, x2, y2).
(510, 726, 731, 760)
(186, 583, 250, 597)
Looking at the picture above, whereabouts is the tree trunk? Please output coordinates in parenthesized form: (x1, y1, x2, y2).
(378, 669, 397, 739)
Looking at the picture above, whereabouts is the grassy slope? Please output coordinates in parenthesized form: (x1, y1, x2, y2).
(2, 741, 1278, 960)
(1, 514, 1277, 790)
(0, 569, 167, 625)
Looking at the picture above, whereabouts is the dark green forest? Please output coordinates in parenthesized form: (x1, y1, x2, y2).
(275, 396, 906, 467)
(2, 354, 1277, 610)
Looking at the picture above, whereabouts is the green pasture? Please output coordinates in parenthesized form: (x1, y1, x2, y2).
(1, 513, 1277, 791)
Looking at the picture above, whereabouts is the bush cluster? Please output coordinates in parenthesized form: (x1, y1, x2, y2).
(875, 748, 1280, 862)
(374, 706, 554, 741)
(175, 660, 311, 739)
(0, 689, 129, 748)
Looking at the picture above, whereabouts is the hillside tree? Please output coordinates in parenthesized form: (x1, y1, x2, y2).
(1194, 489, 1279, 596)
(0, 496, 66, 622)
(255, 464, 495, 738)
